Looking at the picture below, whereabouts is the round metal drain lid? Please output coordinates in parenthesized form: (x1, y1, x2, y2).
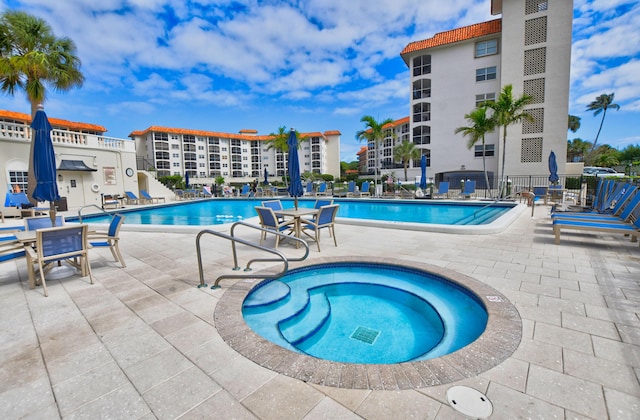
(446, 386, 493, 418)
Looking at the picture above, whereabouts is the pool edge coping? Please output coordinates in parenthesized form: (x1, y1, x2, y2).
(214, 256, 523, 390)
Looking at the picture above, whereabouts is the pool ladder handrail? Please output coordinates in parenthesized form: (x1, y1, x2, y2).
(76, 204, 111, 223)
(196, 220, 310, 289)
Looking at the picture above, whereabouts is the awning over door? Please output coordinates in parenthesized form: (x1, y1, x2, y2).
(57, 159, 97, 172)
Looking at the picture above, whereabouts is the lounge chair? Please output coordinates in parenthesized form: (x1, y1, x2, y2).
(0, 240, 26, 266)
(552, 186, 637, 220)
(101, 194, 122, 209)
(315, 183, 328, 196)
(88, 213, 126, 267)
(304, 182, 314, 196)
(346, 181, 356, 197)
(140, 190, 165, 204)
(552, 189, 640, 224)
(124, 191, 141, 205)
(459, 180, 476, 199)
(25, 224, 94, 297)
(301, 204, 339, 251)
(0, 225, 24, 243)
(240, 184, 251, 197)
(553, 216, 640, 246)
(24, 215, 65, 230)
(359, 181, 371, 197)
(255, 206, 296, 248)
(433, 182, 449, 199)
(5, 192, 49, 218)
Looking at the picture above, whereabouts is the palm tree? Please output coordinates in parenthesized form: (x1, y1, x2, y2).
(568, 115, 581, 133)
(454, 106, 496, 199)
(265, 126, 305, 188)
(356, 115, 394, 196)
(485, 85, 533, 198)
(587, 93, 620, 153)
(0, 10, 84, 199)
(566, 138, 592, 162)
(393, 140, 421, 181)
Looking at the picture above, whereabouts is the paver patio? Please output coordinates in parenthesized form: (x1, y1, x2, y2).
(1, 204, 638, 419)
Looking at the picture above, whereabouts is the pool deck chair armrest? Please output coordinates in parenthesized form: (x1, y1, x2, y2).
(553, 218, 640, 246)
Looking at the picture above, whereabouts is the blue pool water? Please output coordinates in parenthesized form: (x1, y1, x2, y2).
(242, 262, 488, 364)
(76, 198, 513, 226)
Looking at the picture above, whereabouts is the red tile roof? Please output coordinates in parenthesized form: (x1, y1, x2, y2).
(0, 109, 107, 133)
(400, 19, 501, 62)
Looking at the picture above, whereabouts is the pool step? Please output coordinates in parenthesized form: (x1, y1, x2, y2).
(243, 280, 290, 309)
(280, 292, 331, 345)
(454, 208, 497, 225)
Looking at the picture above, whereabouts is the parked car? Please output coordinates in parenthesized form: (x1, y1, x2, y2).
(582, 167, 625, 178)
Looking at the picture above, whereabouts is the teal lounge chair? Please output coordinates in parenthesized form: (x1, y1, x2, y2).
(124, 191, 140, 205)
(346, 181, 356, 197)
(552, 186, 638, 222)
(359, 181, 370, 197)
(553, 215, 640, 245)
(433, 182, 449, 199)
(140, 190, 165, 204)
(315, 183, 328, 196)
(459, 180, 476, 199)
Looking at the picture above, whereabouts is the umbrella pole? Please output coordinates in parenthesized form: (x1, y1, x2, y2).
(294, 197, 298, 210)
(49, 201, 57, 227)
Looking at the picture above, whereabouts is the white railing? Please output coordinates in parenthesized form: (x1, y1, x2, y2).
(0, 120, 135, 153)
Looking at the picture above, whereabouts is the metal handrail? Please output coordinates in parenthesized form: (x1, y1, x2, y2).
(77, 204, 110, 223)
(196, 221, 309, 289)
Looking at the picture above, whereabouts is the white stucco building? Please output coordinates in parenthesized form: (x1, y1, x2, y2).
(395, 0, 573, 187)
(129, 127, 341, 185)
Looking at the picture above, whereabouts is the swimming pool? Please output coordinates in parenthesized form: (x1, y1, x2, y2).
(216, 257, 523, 389)
(76, 198, 522, 233)
(242, 262, 488, 364)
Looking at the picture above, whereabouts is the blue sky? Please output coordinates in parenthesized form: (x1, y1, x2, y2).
(1, 0, 638, 162)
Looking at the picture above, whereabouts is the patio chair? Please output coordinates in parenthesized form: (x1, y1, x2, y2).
(303, 199, 335, 222)
(255, 206, 295, 248)
(301, 204, 339, 251)
(315, 183, 328, 196)
(262, 200, 285, 222)
(0, 240, 26, 266)
(88, 213, 126, 267)
(459, 180, 476, 199)
(25, 224, 94, 297)
(101, 194, 122, 209)
(531, 186, 549, 205)
(304, 182, 314, 196)
(140, 190, 165, 204)
(359, 181, 371, 197)
(553, 215, 640, 246)
(433, 182, 449, 199)
(239, 184, 251, 197)
(24, 215, 65, 230)
(346, 181, 356, 197)
(124, 191, 141, 205)
(0, 225, 24, 243)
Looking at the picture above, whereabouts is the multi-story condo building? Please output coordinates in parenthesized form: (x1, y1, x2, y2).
(397, 0, 572, 186)
(129, 127, 341, 185)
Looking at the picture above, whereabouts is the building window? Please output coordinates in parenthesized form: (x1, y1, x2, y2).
(413, 55, 431, 77)
(475, 93, 495, 107)
(171, 144, 179, 150)
(476, 66, 497, 81)
(412, 126, 430, 145)
(172, 153, 179, 158)
(524, 47, 546, 75)
(8, 170, 28, 193)
(413, 102, 431, 122)
(475, 39, 498, 57)
(412, 79, 431, 100)
(474, 144, 495, 157)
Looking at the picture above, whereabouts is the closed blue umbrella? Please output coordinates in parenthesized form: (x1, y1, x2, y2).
(31, 107, 60, 226)
(286, 129, 304, 209)
(548, 150, 559, 184)
(185, 171, 190, 189)
(419, 154, 428, 190)
(263, 167, 269, 185)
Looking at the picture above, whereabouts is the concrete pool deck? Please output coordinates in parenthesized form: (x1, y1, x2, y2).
(1, 205, 639, 419)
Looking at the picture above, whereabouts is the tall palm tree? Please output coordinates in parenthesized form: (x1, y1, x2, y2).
(0, 10, 84, 199)
(356, 115, 394, 196)
(587, 93, 620, 153)
(485, 85, 533, 198)
(454, 106, 496, 199)
(393, 140, 421, 181)
(265, 126, 305, 188)
(568, 115, 581, 133)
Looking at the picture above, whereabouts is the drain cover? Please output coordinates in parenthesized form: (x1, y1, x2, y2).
(350, 326, 380, 345)
(446, 386, 493, 418)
